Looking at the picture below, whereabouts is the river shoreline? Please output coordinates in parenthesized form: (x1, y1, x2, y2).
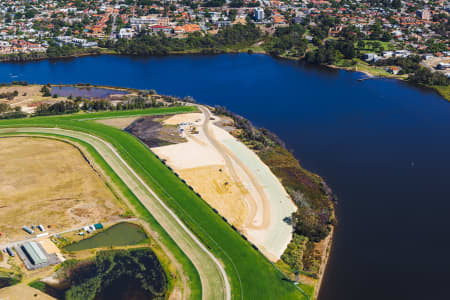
(2, 50, 447, 102)
(275, 54, 449, 102)
(315, 226, 334, 299)
(1, 54, 446, 299)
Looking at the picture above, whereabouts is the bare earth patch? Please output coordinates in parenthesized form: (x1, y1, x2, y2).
(178, 165, 249, 228)
(0, 137, 125, 243)
(162, 113, 202, 125)
(0, 284, 56, 300)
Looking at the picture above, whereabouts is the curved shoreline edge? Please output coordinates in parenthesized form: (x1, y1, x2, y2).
(1, 50, 448, 102)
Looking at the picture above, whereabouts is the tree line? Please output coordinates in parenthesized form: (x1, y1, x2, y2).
(305, 39, 356, 64)
(376, 56, 450, 86)
(46, 43, 101, 58)
(80, 96, 166, 112)
(264, 24, 308, 57)
(35, 101, 80, 116)
(100, 23, 261, 56)
(0, 81, 29, 86)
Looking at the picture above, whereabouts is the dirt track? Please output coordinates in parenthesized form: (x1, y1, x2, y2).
(0, 128, 230, 300)
(200, 106, 271, 231)
(150, 112, 252, 228)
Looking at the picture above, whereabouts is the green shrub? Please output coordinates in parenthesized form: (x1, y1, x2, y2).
(281, 234, 309, 271)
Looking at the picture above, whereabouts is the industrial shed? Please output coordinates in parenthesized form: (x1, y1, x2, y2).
(16, 241, 61, 270)
(21, 242, 48, 266)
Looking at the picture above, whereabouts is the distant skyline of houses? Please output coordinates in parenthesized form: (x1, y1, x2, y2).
(0, 0, 446, 60)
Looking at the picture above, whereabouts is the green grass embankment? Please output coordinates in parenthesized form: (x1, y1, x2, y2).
(433, 85, 450, 102)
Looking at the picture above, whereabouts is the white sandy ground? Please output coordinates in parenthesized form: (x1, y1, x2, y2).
(152, 108, 296, 260)
(154, 112, 225, 169)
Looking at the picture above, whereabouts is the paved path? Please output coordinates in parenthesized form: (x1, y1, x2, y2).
(0, 128, 231, 300)
(109, 14, 118, 40)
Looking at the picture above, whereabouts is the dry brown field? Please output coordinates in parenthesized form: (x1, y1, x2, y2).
(0, 284, 56, 300)
(0, 137, 125, 242)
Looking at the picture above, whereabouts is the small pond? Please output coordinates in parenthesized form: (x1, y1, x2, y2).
(64, 222, 147, 252)
(51, 86, 128, 99)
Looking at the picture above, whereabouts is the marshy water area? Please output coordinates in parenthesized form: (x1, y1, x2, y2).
(1, 54, 449, 300)
(51, 85, 128, 99)
(64, 222, 147, 252)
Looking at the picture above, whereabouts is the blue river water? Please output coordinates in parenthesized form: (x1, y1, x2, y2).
(1, 54, 449, 300)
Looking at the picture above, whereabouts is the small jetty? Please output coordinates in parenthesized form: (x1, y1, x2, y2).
(357, 76, 377, 82)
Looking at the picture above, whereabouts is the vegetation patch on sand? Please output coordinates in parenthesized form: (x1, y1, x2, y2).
(0, 137, 125, 241)
(0, 82, 71, 114)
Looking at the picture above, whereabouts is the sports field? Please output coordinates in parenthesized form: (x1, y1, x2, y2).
(0, 106, 311, 300)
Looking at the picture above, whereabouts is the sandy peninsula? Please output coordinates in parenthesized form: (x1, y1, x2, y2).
(151, 106, 296, 260)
